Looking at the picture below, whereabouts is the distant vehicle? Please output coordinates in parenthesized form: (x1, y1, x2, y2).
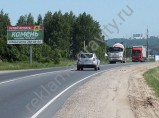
(77, 53, 100, 71)
(108, 43, 126, 64)
(132, 45, 146, 62)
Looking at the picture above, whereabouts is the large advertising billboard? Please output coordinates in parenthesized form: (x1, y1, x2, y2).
(7, 25, 44, 44)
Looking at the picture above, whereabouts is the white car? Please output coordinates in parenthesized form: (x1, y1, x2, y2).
(77, 53, 100, 71)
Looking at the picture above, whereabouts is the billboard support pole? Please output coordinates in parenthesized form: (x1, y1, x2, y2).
(29, 45, 32, 64)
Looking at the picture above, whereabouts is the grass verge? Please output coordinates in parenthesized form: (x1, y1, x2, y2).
(0, 59, 76, 70)
(144, 66, 159, 97)
(0, 58, 107, 71)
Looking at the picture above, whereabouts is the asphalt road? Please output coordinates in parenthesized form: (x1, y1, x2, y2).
(0, 62, 137, 118)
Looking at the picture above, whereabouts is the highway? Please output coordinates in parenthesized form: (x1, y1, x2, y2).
(0, 63, 136, 118)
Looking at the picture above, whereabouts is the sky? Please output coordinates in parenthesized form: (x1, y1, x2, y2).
(1, 0, 159, 39)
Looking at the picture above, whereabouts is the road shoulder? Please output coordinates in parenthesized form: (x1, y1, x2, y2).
(53, 63, 159, 118)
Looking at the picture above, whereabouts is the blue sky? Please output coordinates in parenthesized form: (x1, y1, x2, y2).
(1, 0, 159, 38)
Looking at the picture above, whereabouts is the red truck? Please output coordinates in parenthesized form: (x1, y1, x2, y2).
(132, 46, 147, 62)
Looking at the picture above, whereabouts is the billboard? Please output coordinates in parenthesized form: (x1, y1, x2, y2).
(7, 25, 44, 44)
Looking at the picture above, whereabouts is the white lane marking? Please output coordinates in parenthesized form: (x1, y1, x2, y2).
(0, 68, 74, 85)
(0, 64, 111, 85)
(31, 68, 116, 118)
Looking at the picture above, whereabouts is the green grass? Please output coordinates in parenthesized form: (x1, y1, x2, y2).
(0, 58, 108, 70)
(144, 66, 159, 97)
(0, 59, 76, 70)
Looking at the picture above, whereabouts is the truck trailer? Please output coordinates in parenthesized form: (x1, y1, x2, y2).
(132, 46, 147, 62)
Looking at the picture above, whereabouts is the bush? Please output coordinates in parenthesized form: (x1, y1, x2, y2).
(53, 49, 61, 64)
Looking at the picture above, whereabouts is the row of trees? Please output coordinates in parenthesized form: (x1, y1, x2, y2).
(0, 10, 106, 64)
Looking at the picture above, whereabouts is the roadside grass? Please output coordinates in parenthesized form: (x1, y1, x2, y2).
(100, 59, 108, 64)
(126, 57, 132, 62)
(144, 66, 159, 97)
(0, 59, 76, 70)
(0, 58, 107, 70)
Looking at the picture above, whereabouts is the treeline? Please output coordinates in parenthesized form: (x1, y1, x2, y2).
(0, 10, 106, 64)
(107, 38, 159, 50)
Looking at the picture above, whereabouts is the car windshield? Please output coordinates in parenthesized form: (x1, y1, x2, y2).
(108, 47, 123, 52)
(80, 54, 93, 58)
(132, 50, 141, 54)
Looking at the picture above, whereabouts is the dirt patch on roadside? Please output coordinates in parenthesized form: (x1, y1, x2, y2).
(128, 64, 159, 118)
(54, 63, 159, 118)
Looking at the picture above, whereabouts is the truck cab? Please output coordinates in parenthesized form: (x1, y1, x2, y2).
(132, 46, 146, 62)
(108, 43, 126, 64)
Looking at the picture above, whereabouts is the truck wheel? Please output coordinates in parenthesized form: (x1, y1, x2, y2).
(77, 66, 80, 70)
(81, 67, 83, 71)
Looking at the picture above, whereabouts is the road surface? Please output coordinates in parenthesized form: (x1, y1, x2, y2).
(0, 63, 136, 118)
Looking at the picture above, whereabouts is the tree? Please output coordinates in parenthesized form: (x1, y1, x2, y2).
(63, 11, 76, 58)
(36, 14, 43, 25)
(16, 15, 27, 25)
(53, 49, 61, 64)
(0, 10, 10, 36)
(0, 10, 11, 61)
(43, 11, 53, 44)
(44, 11, 76, 58)
(71, 12, 104, 59)
(27, 13, 34, 25)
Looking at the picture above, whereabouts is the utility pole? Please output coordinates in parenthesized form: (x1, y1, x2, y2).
(147, 27, 149, 61)
(125, 43, 126, 60)
(102, 35, 106, 56)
